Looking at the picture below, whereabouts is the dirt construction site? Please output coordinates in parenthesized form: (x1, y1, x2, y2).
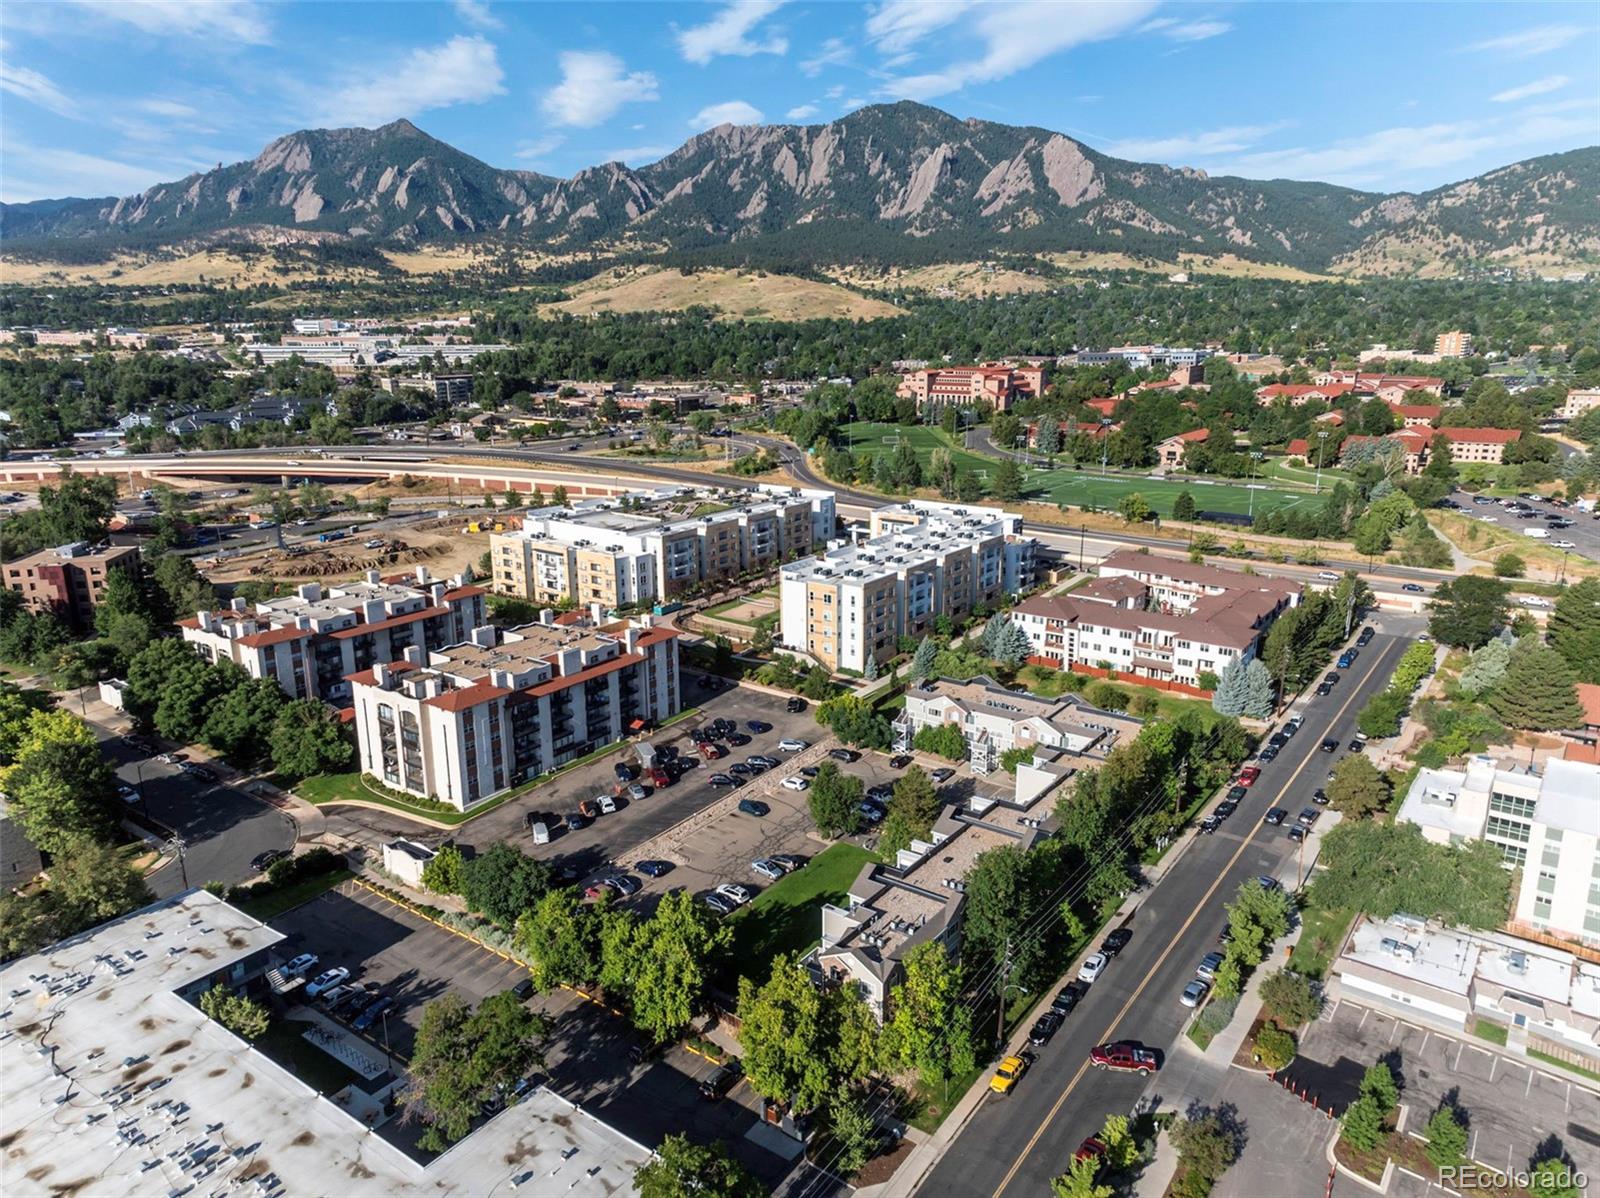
(202, 516, 490, 584)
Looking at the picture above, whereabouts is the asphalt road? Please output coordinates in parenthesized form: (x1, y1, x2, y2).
(914, 626, 1414, 1198)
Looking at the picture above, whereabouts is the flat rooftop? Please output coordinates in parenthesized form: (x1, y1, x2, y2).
(783, 514, 1017, 583)
(0, 891, 650, 1197)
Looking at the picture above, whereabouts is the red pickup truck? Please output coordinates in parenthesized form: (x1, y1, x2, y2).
(698, 742, 723, 761)
(1088, 1042, 1159, 1074)
(648, 767, 672, 789)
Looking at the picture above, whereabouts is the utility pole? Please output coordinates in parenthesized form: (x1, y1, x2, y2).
(1078, 524, 1087, 574)
(1315, 430, 1330, 494)
(1247, 452, 1264, 521)
(996, 938, 1014, 1044)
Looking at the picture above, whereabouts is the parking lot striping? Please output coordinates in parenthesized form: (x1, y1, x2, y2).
(986, 638, 1403, 1198)
(557, 980, 627, 1020)
(350, 876, 530, 972)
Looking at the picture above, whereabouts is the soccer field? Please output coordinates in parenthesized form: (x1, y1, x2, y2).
(839, 423, 1318, 519)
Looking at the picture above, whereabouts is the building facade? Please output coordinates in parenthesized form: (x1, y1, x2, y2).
(1557, 389, 1600, 421)
(348, 611, 680, 810)
(180, 567, 486, 705)
(896, 363, 1047, 412)
(3, 541, 140, 628)
(1434, 330, 1475, 357)
(779, 501, 1037, 674)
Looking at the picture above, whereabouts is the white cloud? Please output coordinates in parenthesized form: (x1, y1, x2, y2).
(1491, 75, 1569, 103)
(689, 100, 764, 129)
(1215, 124, 1497, 188)
(800, 36, 851, 76)
(825, 84, 846, 99)
(452, 0, 502, 31)
(540, 50, 659, 128)
(878, 1, 1159, 101)
(323, 35, 505, 127)
(786, 104, 820, 120)
(1466, 24, 1587, 58)
(0, 141, 206, 202)
(514, 134, 564, 162)
(65, 0, 271, 44)
(677, 1, 788, 65)
(138, 98, 199, 118)
(0, 64, 78, 118)
(1140, 15, 1231, 42)
(1106, 122, 1290, 161)
(600, 144, 674, 165)
(865, 0, 973, 56)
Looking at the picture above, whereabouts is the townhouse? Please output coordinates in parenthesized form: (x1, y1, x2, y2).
(779, 501, 1037, 674)
(347, 609, 680, 810)
(1156, 427, 1209, 468)
(896, 363, 1047, 412)
(180, 567, 487, 705)
(1009, 552, 1301, 689)
(3, 541, 140, 629)
(490, 484, 834, 608)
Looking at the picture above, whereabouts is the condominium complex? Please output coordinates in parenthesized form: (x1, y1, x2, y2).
(895, 676, 1142, 773)
(3, 541, 141, 629)
(1434, 330, 1475, 358)
(1010, 552, 1300, 688)
(896, 363, 1047, 411)
(180, 567, 487, 705)
(1397, 755, 1600, 950)
(348, 609, 680, 810)
(778, 501, 1037, 673)
(1557, 389, 1600, 421)
(489, 484, 834, 608)
(1340, 426, 1520, 473)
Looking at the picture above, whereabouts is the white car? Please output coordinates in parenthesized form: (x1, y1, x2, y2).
(778, 738, 809, 753)
(1479, 515, 1498, 523)
(1521, 596, 1552, 609)
(715, 883, 752, 907)
(118, 784, 140, 804)
(597, 794, 618, 815)
(529, 821, 550, 845)
(1553, 540, 1576, 549)
(1078, 953, 1109, 983)
(751, 859, 787, 881)
(780, 775, 810, 792)
(283, 953, 318, 978)
(1523, 528, 1550, 539)
(306, 967, 349, 997)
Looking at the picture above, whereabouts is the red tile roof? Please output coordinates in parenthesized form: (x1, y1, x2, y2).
(1084, 398, 1118, 416)
(328, 605, 450, 639)
(425, 680, 511, 713)
(1436, 427, 1522, 445)
(1575, 682, 1600, 729)
(237, 626, 313, 649)
(443, 585, 486, 600)
(344, 662, 419, 687)
(1170, 428, 1210, 443)
(1285, 438, 1310, 457)
(1387, 402, 1442, 421)
(525, 651, 644, 697)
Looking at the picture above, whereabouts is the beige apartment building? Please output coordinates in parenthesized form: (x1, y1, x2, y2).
(3, 542, 141, 629)
(1434, 330, 1475, 357)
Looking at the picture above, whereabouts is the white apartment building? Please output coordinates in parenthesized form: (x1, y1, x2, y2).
(779, 501, 1037, 674)
(1557, 389, 1600, 421)
(1397, 755, 1600, 949)
(491, 484, 834, 608)
(1011, 552, 1300, 688)
(181, 567, 486, 705)
(895, 676, 1141, 773)
(348, 609, 680, 810)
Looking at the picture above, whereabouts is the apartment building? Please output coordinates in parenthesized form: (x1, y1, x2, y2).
(1340, 426, 1520, 473)
(490, 485, 834, 607)
(896, 363, 1047, 412)
(779, 501, 1037, 674)
(1386, 401, 1443, 428)
(1010, 552, 1300, 688)
(1156, 427, 1209, 468)
(347, 610, 680, 810)
(1435, 330, 1475, 358)
(1332, 915, 1600, 1071)
(3, 541, 140, 629)
(1255, 383, 1356, 406)
(1397, 755, 1600, 949)
(378, 373, 474, 405)
(895, 676, 1141, 773)
(1556, 389, 1600, 421)
(180, 567, 486, 705)
(1075, 346, 1212, 370)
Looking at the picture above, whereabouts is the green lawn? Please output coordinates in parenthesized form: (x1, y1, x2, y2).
(1528, 1048, 1600, 1083)
(235, 869, 354, 922)
(723, 843, 875, 985)
(1470, 1018, 1509, 1047)
(839, 421, 1320, 519)
(256, 1017, 378, 1093)
(1289, 904, 1355, 980)
(1012, 663, 1223, 729)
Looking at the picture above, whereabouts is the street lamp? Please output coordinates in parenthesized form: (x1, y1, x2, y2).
(1246, 452, 1264, 521)
(164, 835, 190, 890)
(1315, 430, 1330, 494)
(1100, 419, 1113, 476)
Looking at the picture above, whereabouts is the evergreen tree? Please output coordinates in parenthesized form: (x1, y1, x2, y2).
(992, 460, 1023, 503)
(1172, 490, 1197, 521)
(1243, 659, 1275, 718)
(1211, 656, 1249, 716)
(1458, 638, 1511, 695)
(1548, 578, 1600, 683)
(1034, 419, 1061, 456)
(1489, 641, 1584, 731)
(910, 638, 938, 683)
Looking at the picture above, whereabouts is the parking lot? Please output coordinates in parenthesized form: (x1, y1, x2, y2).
(1451, 488, 1600, 565)
(1298, 999, 1600, 1182)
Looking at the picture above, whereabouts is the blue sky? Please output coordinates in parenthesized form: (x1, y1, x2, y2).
(1, 1, 1596, 203)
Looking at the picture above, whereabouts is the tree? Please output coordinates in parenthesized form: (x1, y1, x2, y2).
(609, 891, 730, 1043)
(269, 699, 354, 779)
(2, 718, 119, 853)
(815, 693, 891, 749)
(880, 766, 940, 857)
(1528, 1160, 1583, 1198)
(1259, 969, 1322, 1027)
(46, 836, 152, 925)
(1423, 1104, 1468, 1171)
(1118, 492, 1152, 524)
(1173, 490, 1197, 521)
(420, 843, 464, 894)
(910, 637, 938, 682)
(1548, 578, 1600, 683)
(737, 954, 878, 1113)
(1340, 1095, 1385, 1151)
(1326, 755, 1390, 818)
(807, 761, 864, 837)
(1225, 879, 1293, 968)
(1360, 1060, 1399, 1114)
(634, 1134, 764, 1198)
(459, 843, 553, 929)
(1050, 1156, 1115, 1198)
(1458, 637, 1511, 695)
(1243, 659, 1274, 718)
(0, 684, 39, 765)
(881, 942, 974, 1094)
(1211, 656, 1249, 716)
(148, 553, 216, 624)
(199, 986, 271, 1041)
(827, 1090, 883, 1176)
(913, 723, 967, 761)
(404, 991, 547, 1151)
(1254, 1024, 1296, 1070)
(1310, 821, 1512, 929)
(992, 459, 1023, 503)
(1492, 552, 1526, 579)
(1170, 1109, 1238, 1190)
(202, 678, 285, 762)
(515, 888, 600, 989)
(1489, 641, 1584, 731)
(1427, 577, 1508, 649)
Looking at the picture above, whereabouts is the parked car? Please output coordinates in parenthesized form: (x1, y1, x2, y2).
(565, 812, 588, 831)
(772, 854, 806, 872)
(1199, 814, 1221, 834)
(1214, 799, 1238, 819)
(738, 798, 770, 817)
(283, 953, 318, 978)
(889, 754, 913, 768)
(778, 738, 809, 752)
(800, 766, 820, 778)
(1196, 951, 1225, 981)
(585, 880, 616, 901)
(1298, 807, 1321, 827)
(597, 795, 618, 815)
(715, 883, 752, 906)
(1089, 1042, 1160, 1074)
(1029, 1011, 1063, 1046)
(1051, 981, 1089, 1016)
(1324, 672, 1340, 685)
(1077, 953, 1109, 983)
(352, 996, 394, 1031)
(828, 748, 859, 763)
(1263, 807, 1288, 825)
(317, 984, 353, 1008)
(1287, 824, 1307, 842)
(181, 763, 217, 783)
(747, 721, 772, 734)
(697, 743, 724, 761)
(785, 697, 807, 713)
(251, 848, 288, 872)
(611, 875, 641, 898)
(637, 860, 673, 878)
(1180, 979, 1210, 1008)
(625, 783, 648, 801)
(1337, 650, 1357, 668)
(1237, 766, 1261, 787)
(989, 1052, 1032, 1095)
(702, 892, 736, 916)
(699, 1059, 743, 1100)
(306, 967, 349, 997)
(709, 773, 737, 787)
(1320, 738, 1339, 753)
(1226, 786, 1248, 803)
(780, 775, 809, 792)
(749, 755, 780, 769)
(1099, 928, 1132, 957)
(752, 859, 787, 881)
(613, 762, 636, 782)
(729, 762, 753, 777)
(857, 800, 885, 823)
(931, 767, 956, 784)
(579, 799, 602, 819)
(1315, 682, 1334, 696)
(1257, 745, 1279, 763)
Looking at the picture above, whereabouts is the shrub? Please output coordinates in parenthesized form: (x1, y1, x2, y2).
(1192, 994, 1239, 1042)
(1423, 1105, 1468, 1170)
(1341, 1095, 1384, 1152)
(913, 723, 967, 761)
(1493, 552, 1526, 579)
(1253, 1024, 1296, 1070)
(1259, 969, 1322, 1026)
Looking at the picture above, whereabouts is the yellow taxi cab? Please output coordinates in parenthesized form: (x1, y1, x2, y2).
(989, 1053, 1029, 1095)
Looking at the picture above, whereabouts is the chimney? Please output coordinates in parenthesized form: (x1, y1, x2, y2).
(363, 599, 387, 623)
(624, 627, 640, 653)
(589, 601, 605, 625)
(451, 573, 465, 589)
(539, 608, 555, 625)
(470, 625, 497, 649)
(198, 611, 215, 632)
(297, 582, 322, 602)
(230, 597, 247, 613)
(296, 614, 312, 631)
(414, 565, 431, 587)
(404, 645, 425, 666)
(374, 663, 393, 690)
(430, 582, 446, 606)
(365, 569, 380, 584)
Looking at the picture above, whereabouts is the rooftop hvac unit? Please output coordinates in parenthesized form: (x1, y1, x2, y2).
(1505, 951, 1529, 975)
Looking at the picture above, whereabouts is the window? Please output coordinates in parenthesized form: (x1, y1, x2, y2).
(1499, 844, 1527, 867)
(1486, 815, 1530, 844)
(1490, 792, 1537, 819)
(1536, 868, 1557, 896)
(1532, 895, 1552, 920)
(1585, 908, 1600, 936)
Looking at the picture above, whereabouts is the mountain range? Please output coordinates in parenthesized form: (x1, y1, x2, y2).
(3, 102, 1596, 276)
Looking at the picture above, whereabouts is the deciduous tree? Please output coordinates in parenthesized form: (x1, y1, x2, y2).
(635, 1134, 764, 1198)
(806, 761, 863, 837)
(880, 766, 939, 856)
(515, 888, 599, 990)
(200, 986, 270, 1041)
(881, 942, 974, 1093)
(1327, 755, 1390, 818)
(269, 699, 355, 779)
(404, 992, 547, 1150)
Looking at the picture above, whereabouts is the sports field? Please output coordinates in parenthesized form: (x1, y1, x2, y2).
(839, 423, 1322, 519)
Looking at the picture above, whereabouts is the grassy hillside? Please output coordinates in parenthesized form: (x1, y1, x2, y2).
(539, 266, 903, 321)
